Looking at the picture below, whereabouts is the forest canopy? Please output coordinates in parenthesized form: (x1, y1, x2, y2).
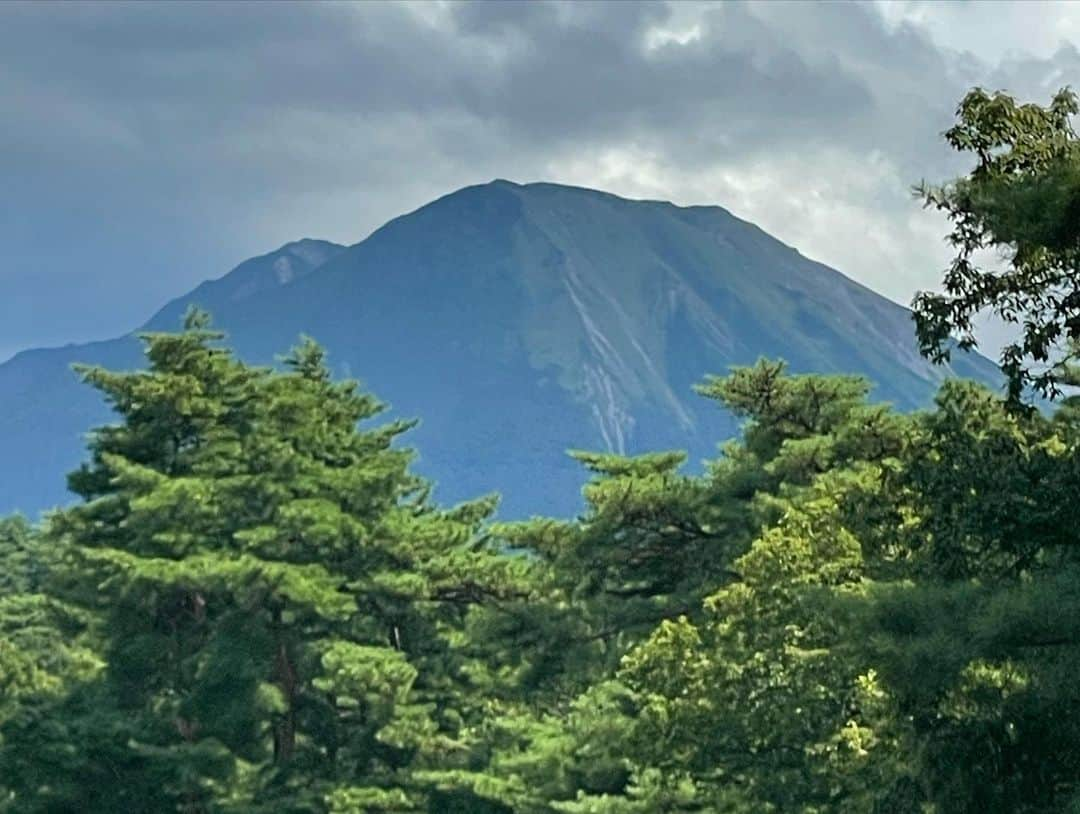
(4, 87, 1080, 813)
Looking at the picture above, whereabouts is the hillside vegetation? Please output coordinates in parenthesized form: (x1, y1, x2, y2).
(3, 87, 1080, 813)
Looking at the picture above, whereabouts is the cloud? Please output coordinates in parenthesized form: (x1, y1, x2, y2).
(1, 0, 1076, 360)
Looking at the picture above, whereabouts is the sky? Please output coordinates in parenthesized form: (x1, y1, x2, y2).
(3, 0, 1079, 362)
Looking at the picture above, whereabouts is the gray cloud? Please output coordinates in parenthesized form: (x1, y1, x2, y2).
(1, 0, 1076, 361)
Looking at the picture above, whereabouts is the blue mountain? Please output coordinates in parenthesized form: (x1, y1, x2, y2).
(0, 181, 1000, 519)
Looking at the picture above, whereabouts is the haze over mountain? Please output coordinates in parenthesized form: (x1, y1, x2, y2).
(0, 181, 1000, 519)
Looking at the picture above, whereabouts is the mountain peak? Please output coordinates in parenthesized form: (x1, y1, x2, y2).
(141, 238, 346, 332)
(475, 178, 737, 216)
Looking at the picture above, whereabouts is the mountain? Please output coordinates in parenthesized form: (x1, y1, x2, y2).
(0, 239, 345, 517)
(0, 181, 1000, 519)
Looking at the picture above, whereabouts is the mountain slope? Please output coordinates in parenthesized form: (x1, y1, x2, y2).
(0, 239, 346, 517)
(0, 181, 999, 518)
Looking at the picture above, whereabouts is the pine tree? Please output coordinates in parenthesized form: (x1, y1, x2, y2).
(1, 311, 532, 812)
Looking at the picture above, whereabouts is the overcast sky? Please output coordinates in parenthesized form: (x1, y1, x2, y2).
(3, 0, 1078, 362)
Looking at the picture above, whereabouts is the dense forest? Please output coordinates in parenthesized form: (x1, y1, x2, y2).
(3, 88, 1080, 813)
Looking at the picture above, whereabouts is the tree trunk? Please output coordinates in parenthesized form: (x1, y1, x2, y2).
(272, 611, 298, 763)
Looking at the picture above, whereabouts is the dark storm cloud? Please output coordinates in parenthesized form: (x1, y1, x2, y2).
(0, 0, 1074, 360)
(2, 2, 874, 162)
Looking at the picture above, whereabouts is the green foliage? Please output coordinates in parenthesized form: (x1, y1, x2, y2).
(0, 311, 529, 812)
(470, 359, 1080, 813)
(912, 85, 1080, 399)
(0, 515, 48, 595)
(9, 186, 1080, 812)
